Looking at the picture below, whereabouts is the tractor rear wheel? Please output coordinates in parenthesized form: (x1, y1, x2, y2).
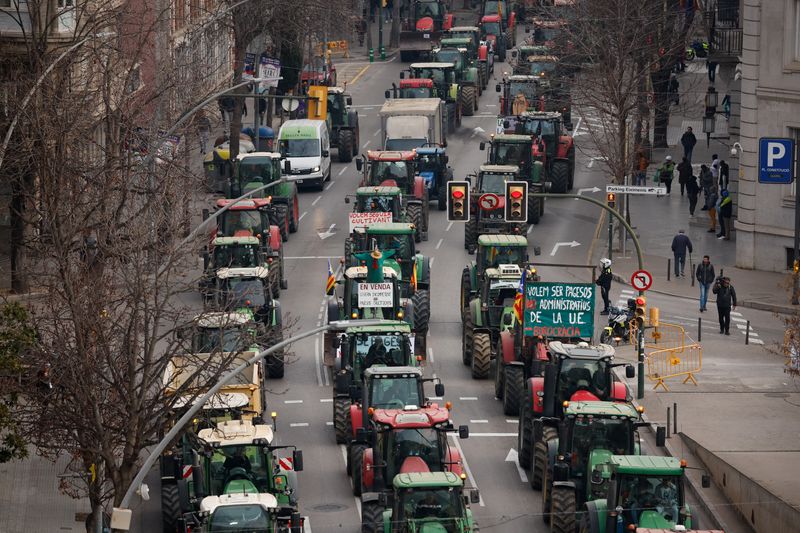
(462, 314, 474, 365)
(471, 332, 491, 379)
(550, 486, 577, 533)
(528, 194, 541, 225)
(579, 501, 601, 533)
(494, 358, 505, 399)
(333, 397, 351, 444)
(518, 392, 533, 469)
(464, 217, 478, 252)
(503, 365, 525, 416)
(461, 86, 475, 116)
(339, 130, 355, 163)
(531, 426, 558, 490)
(271, 204, 290, 242)
(407, 203, 423, 243)
(289, 197, 299, 233)
(549, 160, 570, 194)
(161, 482, 181, 533)
(270, 269, 281, 298)
(361, 500, 384, 533)
(350, 444, 366, 496)
(460, 268, 471, 321)
(411, 290, 430, 337)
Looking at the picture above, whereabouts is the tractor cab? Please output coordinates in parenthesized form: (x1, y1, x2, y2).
(530, 17, 566, 48)
(389, 473, 476, 530)
(206, 236, 262, 270)
(362, 367, 428, 419)
(433, 40, 470, 73)
(352, 186, 404, 220)
(475, 164, 519, 194)
(199, 493, 280, 533)
(411, 0, 447, 31)
(326, 87, 353, 129)
(392, 78, 437, 99)
(414, 146, 452, 204)
(480, 14, 503, 40)
(483, 135, 533, 174)
(231, 152, 283, 198)
(497, 75, 546, 117)
(209, 267, 274, 325)
(465, 166, 526, 251)
(480, 264, 524, 331)
(348, 223, 426, 296)
(475, 234, 528, 273)
(342, 266, 405, 321)
(445, 27, 483, 57)
(514, 111, 570, 163)
(212, 199, 284, 256)
(337, 324, 417, 383)
(512, 45, 557, 76)
(406, 63, 457, 101)
(188, 311, 259, 354)
(358, 151, 417, 193)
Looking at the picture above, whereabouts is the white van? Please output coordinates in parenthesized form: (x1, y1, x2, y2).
(277, 119, 331, 191)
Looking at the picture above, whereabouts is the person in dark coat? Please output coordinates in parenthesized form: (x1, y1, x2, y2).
(719, 159, 730, 190)
(699, 165, 713, 209)
(712, 276, 736, 334)
(717, 189, 733, 240)
(680, 127, 697, 164)
(671, 229, 693, 278)
(596, 258, 613, 315)
(686, 174, 701, 216)
(668, 74, 680, 105)
(695, 255, 715, 311)
(677, 157, 692, 196)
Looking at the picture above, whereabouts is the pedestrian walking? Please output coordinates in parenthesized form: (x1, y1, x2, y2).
(717, 189, 733, 240)
(668, 74, 680, 105)
(710, 153, 720, 188)
(657, 155, 676, 195)
(695, 255, 715, 311)
(686, 173, 700, 216)
(721, 93, 731, 120)
(385, 0, 393, 21)
(712, 276, 737, 335)
(680, 127, 697, 164)
(634, 148, 649, 186)
(707, 59, 718, 82)
(258, 97, 267, 126)
(596, 258, 613, 315)
(706, 186, 719, 233)
(671, 229, 693, 278)
(196, 110, 211, 154)
(356, 16, 367, 46)
(719, 159, 730, 190)
(218, 96, 235, 131)
(699, 164, 713, 209)
(677, 157, 692, 196)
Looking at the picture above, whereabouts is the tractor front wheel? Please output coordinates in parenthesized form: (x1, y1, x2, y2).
(462, 314, 474, 365)
(550, 486, 577, 533)
(494, 358, 505, 399)
(350, 444, 366, 496)
(271, 204, 290, 242)
(361, 500, 384, 533)
(333, 397, 351, 444)
(289, 197, 299, 233)
(503, 365, 525, 416)
(518, 392, 533, 469)
(411, 290, 430, 337)
(461, 87, 476, 116)
(460, 268, 471, 321)
(339, 129, 355, 163)
(532, 426, 558, 490)
(407, 203, 423, 243)
(471, 332, 491, 379)
(579, 501, 601, 533)
(464, 217, 478, 252)
(161, 482, 181, 533)
(528, 194, 541, 225)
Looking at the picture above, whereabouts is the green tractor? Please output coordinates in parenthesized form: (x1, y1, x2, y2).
(327, 86, 360, 163)
(538, 401, 648, 532)
(200, 236, 285, 299)
(328, 323, 421, 444)
(460, 234, 528, 319)
(512, 111, 575, 193)
(403, 62, 463, 130)
(370, 472, 479, 533)
(347, 185, 404, 222)
(464, 165, 529, 252)
(579, 455, 709, 533)
(433, 39, 481, 115)
(230, 153, 300, 240)
(479, 134, 547, 224)
(445, 27, 492, 90)
(198, 492, 303, 533)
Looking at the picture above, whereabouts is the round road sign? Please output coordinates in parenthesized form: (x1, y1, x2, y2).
(479, 193, 500, 210)
(631, 270, 653, 291)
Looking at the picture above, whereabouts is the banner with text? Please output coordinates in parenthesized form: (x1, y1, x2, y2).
(523, 282, 595, 338)
(357, 282, 394, 308)
(348, 211, 393, 232)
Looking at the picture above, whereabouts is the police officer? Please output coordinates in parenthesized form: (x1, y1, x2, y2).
(596, 258, 613, 315)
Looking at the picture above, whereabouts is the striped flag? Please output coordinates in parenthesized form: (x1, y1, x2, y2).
(411, 261, 418, 292)
(513, 268, 526, 323)
(326, 259, 336, 295)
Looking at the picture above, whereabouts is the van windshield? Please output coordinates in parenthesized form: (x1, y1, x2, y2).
(279, 138, 320, 157)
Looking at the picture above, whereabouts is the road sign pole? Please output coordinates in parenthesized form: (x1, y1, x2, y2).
(637, 327, 645, 399)
(607, 215, 613, 261)
(793, 141, 799, 304)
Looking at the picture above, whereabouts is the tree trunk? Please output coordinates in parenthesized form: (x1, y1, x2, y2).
(10, 171, 30, 293)
(230, 43, 246, 160)
(390, 1, 400, 48)
(366, 1, 373, 50)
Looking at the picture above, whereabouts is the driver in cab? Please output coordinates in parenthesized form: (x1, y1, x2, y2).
(223, 447, 252, 475)
(365, 337, 389, 367)
(415, 492, 443, 519)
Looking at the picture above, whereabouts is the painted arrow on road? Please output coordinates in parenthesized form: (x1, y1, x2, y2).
(577, 186, 601, 195)
(471, 126, 485, 138)
(550, 240, 581, 256)
(504, 448, 529, 483)
(318, 223, 337, 240)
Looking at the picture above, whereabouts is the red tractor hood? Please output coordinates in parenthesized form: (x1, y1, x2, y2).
(399, 456, 431, 474)
(379, 179, 398, 187)
(570, 390, 601, 402)
(416, 17, 434, 32)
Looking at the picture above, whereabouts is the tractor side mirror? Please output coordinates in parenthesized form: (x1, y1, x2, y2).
(399, 71, 405, 79)
(495, 84, 501, 92)
(346, 96, 353, 105)
(625, 365, 635, 378)
(284, 160, 292, 174)
(511, 50, 518, 58)
(345, 196, 351, 204)
(322, 149, 329, 158)
(469, 489, 480, 504)
(458, 425, 469, 439)
(701, 474, 711, 488)
(533, 246, 541, 256)
(356, 158, 363, 171)
(656, 426, 666, 447)
(479, 142, 485, 151)
(434, 383, 445, 397)
(293, 450, 304, 472)
(385, 90, 391, 99)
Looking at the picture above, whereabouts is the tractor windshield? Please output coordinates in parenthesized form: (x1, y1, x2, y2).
(479, 173, 510, 194)
(516, 119, 556, 138)
(370, 376, 422, 409)
(213, 245, 259, 269)
(617, 474, 683, 527)
(415, 1, 441, 19)
(484, 0, 507, 18)
(354, 333, 409, 372)
(400, 86, 435, 99)
(435, 49, 463, 70)
(194, 327, 246, 353)
(279, 138, 320, 157)
(492, 142, 531, 169)
(509, 81, 539, 101)
(207, 444, 270, 495)
(369, 161, 412, 188)
(218, 210, 266, 237)
(370, 233, 415, 258)
(570, 417, 632, 480)
(208, 504, 271, 532)
(386, 428, 442, 476)
(558, 358, 610, 400)
(222, 278, 267, 309)
(358, 195, 396, 214)
(527, 61, 558, 77)
(416, 153, 441, 172)
(481, 245, 524, 268)
(413, 68, 451, 87)
(482, 22, 501, 35)
(400, 487, 463, 524)
(238, 156, 276, 183)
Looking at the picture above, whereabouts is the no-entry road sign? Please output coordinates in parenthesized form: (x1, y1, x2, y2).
(631, 270, 653, 291)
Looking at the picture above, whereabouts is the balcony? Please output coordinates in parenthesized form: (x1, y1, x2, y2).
(704, 2, 742, 62)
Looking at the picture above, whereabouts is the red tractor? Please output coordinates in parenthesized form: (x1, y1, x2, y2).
(400, 0, 455, 62)
(385, 78, 437, 100)
(357, 151, 429, 241)
(479, 0, 517, 47)
(206, 199, 284, 257)
(510, 111, 575, 193)
(479, 14, 511, 62)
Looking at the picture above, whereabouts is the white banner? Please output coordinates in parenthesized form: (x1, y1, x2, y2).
(258, 56, 281, 89)
(348, 211, 393, 232)
(606, 185, 667, 195)
(357, 282, 394, 308)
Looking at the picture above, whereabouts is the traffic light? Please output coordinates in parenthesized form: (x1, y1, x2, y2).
(447, 181, 470, 221)
(504, 181, 528, 222)
(634, 296, 647, 329)
(607, 192, 616, 208)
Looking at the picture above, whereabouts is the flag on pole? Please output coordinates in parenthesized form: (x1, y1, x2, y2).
(411, 261, 418, 292)
(513, 268, 526, 323)
(326, 259, 336, 295)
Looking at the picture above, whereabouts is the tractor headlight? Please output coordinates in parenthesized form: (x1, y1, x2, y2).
(313, 166, 321, 173)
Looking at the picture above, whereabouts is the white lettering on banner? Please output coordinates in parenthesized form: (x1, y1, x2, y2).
(348, 212, 393, 232)
(358, 283, 394, 308)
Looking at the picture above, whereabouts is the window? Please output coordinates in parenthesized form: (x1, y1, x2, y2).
(57, 0, 73, 7)
(0, 0, 12, 8)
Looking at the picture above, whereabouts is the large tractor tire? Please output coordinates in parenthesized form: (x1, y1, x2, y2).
(462, 314, 474, 365)
(464, 217, 478, 253)
(361, 500, 384, 533)
(333, 397, 351, 444)
(528, 194, 541, 225)
(503, 364, 525, 416)
(161, 482, 181, 533)
(518, 392, 534, 469)
(461, 86, 476, 116)
(407, 203, 423, 243)
(289, 196, 299, 233)
(411, 290, 431, 337)
(460, 268, 471, 321)
(270, 268, 281, 298)
(339, 129, 355, 163)
(494, 358, 505, 400)
(471, 332, 491, 379)
(579, 501, 601, 533)
(549, 160, 570, 194)
(531, 426, 558, 490)
(266, 351, 285, 379)
(550, 486, 577, 533)
(350, 444, 366, 496)
(271, 204, 290, 242)
(567, 147, 576, 190)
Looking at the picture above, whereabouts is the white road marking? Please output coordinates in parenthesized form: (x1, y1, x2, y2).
(430, 257, 435, 266)
(527, 225, 533, 235)
(338, 167, 347, 176)
(731, 317, 748, 323)
(730, 311, 743, 316)
(312, 196, 322, 206)
(320, 398, 333, 403)
(735, 323, 755, 331)
(573, 116, 582, 135)
(446, 221, 454, 232)
(459, 396, 478, 401)
(326, 421, 334, 426)
(621, 289, 635, 295)
(298, 211, 307, 221)
(750, 339, 765, 345)
(436, 238, 443, 249)
(466, 432, 518, 437)
(429, 396, 444, 401)
(506, 419, 518, 424)
(290, 423, 309, 427)
(470, 419, 489, 424)
(373, 129, 380, 137)
(325, 181, 335, 191)
(427, 347, 434, 363)
(363, 140, 371, 148)
(485, 104, 497, 107)
(284, 400, 303, 404)
(305, 517, 312, 533)
(505, 448, 529, 483)
(447, 434, 485, 506)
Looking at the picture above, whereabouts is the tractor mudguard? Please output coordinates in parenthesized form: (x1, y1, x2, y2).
(362, 448, 374, 490)
(327, 299, 341, 323)
(360, 491, 381, 504)
(551, 481, 576, 490)
(588, 499, 609, 533)
(531, 160, 544, 183)
(349, 404, 363, 437)
(531, 140, 546, 160)
(529, 376, 545, 414)
(269, 225, 282, 252)
(443, 14, 454, 30)
(557, 135, 573, 158)
(467, 67, 479, 85)
(469, 297, 483, 327)
(611, 382, 628, 401)
(445, 446, 464, 477)
(500, 330, 516, 364)
(478, 44, 488, 61)
(413, 176, 426, 200)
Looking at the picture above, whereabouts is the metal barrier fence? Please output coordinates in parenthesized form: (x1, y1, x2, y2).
(315, 40, 350, 58)
(630, 321, 689, 352)
(646, 343, 703, 391)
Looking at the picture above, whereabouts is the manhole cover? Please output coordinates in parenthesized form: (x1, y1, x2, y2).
(764, 392, 791, 398)
(311, 503, 348, 512)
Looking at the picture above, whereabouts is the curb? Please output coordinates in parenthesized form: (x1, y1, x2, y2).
(335, 48, 398, 64)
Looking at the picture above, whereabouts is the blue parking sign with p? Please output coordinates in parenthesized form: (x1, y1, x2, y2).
(758, 138, 795, 184)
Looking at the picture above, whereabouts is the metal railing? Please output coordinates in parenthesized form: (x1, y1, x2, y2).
(646, 343, 703, 391)
(704, 5, 742, 58)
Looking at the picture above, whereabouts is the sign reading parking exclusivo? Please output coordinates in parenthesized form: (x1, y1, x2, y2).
(523, 282, 595, 338)
(758, 138, 795, 184)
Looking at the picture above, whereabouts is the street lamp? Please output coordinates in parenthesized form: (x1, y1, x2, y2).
(110, 319, 390, 530)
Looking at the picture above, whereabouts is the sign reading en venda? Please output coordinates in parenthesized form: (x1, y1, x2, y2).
(523, 282, 595, 338)
(357, 282, 394, 308)
(348, 212, 393, 232)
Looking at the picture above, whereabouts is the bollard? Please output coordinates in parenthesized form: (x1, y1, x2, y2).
(666, 406, 671, 438)
(691, 256, 695, 287)
(369, 48, 374, 63)
(745, 320, 750, 345)
(667, 259, 671, 281)
(698, 317, 702, 342)
(673, 402, 678, 434)
(380, 45, 386, 61)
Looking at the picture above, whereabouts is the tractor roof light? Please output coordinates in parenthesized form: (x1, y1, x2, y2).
(351, 312, 358, 319)
(271, 411, 278, 419)
(562, 400, 569, 408)
(445, 401, 453, 410)
(680, 459, 688, 468)
(368, 407, 375, 416)
(397, 310, 404, 319)
(636, 405, 645, 414)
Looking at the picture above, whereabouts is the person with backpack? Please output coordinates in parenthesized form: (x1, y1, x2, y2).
(706, 186, 719, 233)
(677, 157, 692, 196)
(657, 156, 676, 195)
(695, 255, 715, 312)
(680, 126, 697, 163)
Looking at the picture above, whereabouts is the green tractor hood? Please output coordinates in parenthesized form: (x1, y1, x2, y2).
(354, 249, 396, 283)
(637, 510, 674, 529)
(384, 257, 403, 279)
(499, 305, 518, 332)
(410, 518, 469, 533)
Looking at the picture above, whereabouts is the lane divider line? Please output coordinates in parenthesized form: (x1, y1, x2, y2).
(312, 196, 321, 206)
(298, 211, 307, 221)
(436, 238, 443, 249)
(284, 400, 303, 404)
(447, 434, 484, 507)
(338, 167, 347, 176)
(469, 419, 489, 424)
(289, 422, 309, 427)
(459, 396, 478, 401)
(446, 222, 454, 232)
(325, 180, 335, 191)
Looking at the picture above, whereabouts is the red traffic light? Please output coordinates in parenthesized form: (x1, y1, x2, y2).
(635, 297, 646, 306)
(510, 189, 523, 199)
(452, 190, 465, 199)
